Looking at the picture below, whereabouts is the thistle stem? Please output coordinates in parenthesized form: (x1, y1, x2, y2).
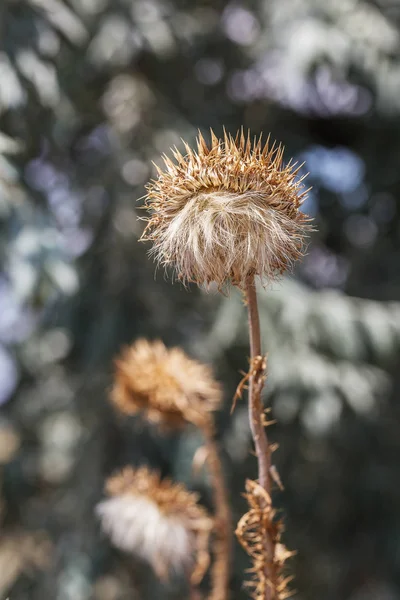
(246, 277, 274, 599)
(246, 278, 271, 492)
(204, 422, 231, 600)
(189, 582, 203, 600)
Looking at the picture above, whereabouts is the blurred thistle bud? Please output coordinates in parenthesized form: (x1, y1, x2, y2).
(141, 129, 312, 289)
(110, 339, 222, 429)
(96, 466, 212, 583)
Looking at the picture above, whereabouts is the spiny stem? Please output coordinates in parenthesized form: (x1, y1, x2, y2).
(204, 421, 231, 600)
(246, 277, 275, 599)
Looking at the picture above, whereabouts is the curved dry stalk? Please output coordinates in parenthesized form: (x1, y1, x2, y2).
(236, 480, 294, 600)
(203, 421, 232, 600)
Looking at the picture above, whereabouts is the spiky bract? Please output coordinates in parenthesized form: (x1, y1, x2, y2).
(96, 466, 212, 582)
(142, 130, 312, 289)
(111, 338, 222, 429)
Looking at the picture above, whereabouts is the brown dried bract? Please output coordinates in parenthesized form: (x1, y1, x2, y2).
(142, 129, 312, 289)
(236, 479, 295, 600)
(111, 339, 222, 429)
(105, 466, 206, 519)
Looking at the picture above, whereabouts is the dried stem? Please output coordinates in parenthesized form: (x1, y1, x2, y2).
(203, 421, 231, 600)
(246, 278, 271, 492)
(188, 575, 204, 600)
(245, 277, 275, 599)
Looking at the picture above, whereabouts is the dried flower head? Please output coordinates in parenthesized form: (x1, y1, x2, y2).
(236, 480, 295, 600)
(111, 339, 222, 428)
(142, 129, 312, 288)
(96, 466, 212, 583)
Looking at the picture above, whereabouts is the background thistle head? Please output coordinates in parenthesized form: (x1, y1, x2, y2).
(111, 338, 222, 429)
(96, 466, 212, 583)
(142, 129, 313, 289)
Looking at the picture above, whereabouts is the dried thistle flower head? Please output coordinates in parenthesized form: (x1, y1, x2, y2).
(96, 466, 212, 583)
(142, 129, 312, 288)
(236, 479, 295, 600)
(111, 339, 222, 428)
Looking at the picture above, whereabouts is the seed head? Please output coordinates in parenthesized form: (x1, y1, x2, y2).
(111, 339, 222, 429)
(142, 129, 312, 289)
(96, 466, 212, 582)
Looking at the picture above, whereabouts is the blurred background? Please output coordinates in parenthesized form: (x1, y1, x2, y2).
(1, 0, 400, 599)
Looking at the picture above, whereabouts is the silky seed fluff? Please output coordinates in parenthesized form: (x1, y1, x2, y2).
(141, 129, 313, 289)
(96, 466, 212, 581)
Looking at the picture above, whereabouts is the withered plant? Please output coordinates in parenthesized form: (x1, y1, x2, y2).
(97, 466, 213, 590)
(141, 129, 313, 600)
(108, 338, 232, 600)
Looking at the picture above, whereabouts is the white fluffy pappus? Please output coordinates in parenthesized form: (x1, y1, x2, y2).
(152, 190, 309, 288)
(96, 494, 193, 576)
